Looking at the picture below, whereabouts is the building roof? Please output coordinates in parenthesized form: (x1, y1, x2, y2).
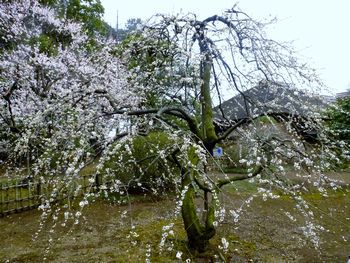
(214, 81, 327, 124)
(336, 90, 350, 99)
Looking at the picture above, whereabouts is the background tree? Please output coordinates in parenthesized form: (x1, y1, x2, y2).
(0, 0, 141, 166)
(325, 92, 350, 168)
(115, 18, 142, 42)
(327, 93, 350, 142)
(39, 0, 108, 36)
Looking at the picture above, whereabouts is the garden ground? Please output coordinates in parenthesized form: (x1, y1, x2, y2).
(0, 173, 349, 262)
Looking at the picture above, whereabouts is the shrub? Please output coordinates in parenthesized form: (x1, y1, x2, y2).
(100, 132, 180, 194)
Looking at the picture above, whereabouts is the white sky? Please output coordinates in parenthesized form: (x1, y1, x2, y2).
(100, 0, 350, 95)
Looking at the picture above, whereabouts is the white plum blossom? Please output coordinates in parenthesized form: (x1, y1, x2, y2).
(176, 251, 182, 259)
(219, 237, 229, 253)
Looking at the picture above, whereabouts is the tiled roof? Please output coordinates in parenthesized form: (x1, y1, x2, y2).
(214, 81, 327, 123)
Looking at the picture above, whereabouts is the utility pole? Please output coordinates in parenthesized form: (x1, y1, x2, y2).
(116, 10, 119, 42)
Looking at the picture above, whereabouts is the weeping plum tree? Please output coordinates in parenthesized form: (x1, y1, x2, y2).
(1, 0, 347, 257)
(113, 10, 344, 252)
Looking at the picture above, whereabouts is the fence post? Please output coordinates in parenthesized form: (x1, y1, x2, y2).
(95, 173, 102, 191)
(0, 182, 3, 215)
(36, 180, 41, 201)
(5, 182, 9, 213)
(15, 179, 19, 212)
(28, 181, 32, 208)
(83, 175, 87, 192)
(20, 180, 23, 210)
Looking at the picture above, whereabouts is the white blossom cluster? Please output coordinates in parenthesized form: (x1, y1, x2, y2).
(0, 0, 141, 164)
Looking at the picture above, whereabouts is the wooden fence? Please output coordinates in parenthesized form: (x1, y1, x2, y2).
(0, 174, 94, 217)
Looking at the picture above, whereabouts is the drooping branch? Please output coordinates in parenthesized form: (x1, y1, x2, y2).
(2, 81, 18, 101)
(2, 81, 21, 132)
(215, 118, 247, 143)
(93, 89, 120, 110)
(157, 107, 200, 138)
(103, 108, 158, 116)
(103, 104, 201, 138)
(169, 148, 182, 169)
(217, 165, 263, 188)
(193, 175, 212, 192)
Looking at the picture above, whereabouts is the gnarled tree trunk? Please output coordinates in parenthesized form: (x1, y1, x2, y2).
(181, 147, 217, 252)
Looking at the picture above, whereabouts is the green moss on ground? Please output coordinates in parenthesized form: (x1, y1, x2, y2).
(1, 176, 350, 262)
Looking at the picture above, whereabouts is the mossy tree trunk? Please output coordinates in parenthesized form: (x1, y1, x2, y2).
(181, 147, 217, 252)
(200, 53, 218, 155)
(180, 46, 219, 252)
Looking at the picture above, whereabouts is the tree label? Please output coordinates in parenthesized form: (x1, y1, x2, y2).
(213, 147, 223, 158)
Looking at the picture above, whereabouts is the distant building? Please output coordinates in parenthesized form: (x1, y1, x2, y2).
(214, 81, 327, 143)
(321, 95, 336, 104)
(336, 90, 350, 99)
(215, 81, 326, 122)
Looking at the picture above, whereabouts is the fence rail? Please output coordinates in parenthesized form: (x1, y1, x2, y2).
(0, 174, 95, 217)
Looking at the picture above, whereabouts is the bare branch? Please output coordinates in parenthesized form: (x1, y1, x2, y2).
(193, 175, 213, 192)
(215, 118, 248, 143)
(217, 165, 263, 188)
(157, 107, 200, 137)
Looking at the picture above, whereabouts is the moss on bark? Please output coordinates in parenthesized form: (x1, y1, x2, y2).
(200, 54, 218, 152)
(181, 147, 216, 252)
